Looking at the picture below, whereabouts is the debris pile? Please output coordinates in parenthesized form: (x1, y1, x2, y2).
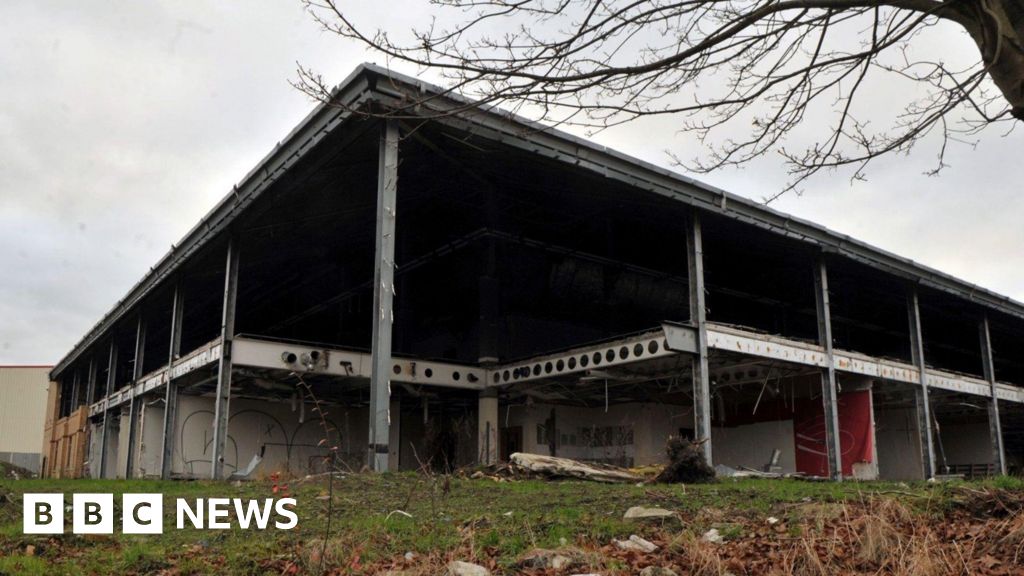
(654, 437, 715, 484)
(507, 452, 642, 483)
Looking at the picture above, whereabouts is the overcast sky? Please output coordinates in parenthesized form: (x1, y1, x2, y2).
(1, 1, 1021, 365)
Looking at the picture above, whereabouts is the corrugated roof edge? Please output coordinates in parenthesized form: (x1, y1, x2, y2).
(50, 63, 1024, 380)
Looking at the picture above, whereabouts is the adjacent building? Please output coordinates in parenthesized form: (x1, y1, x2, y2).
(45, 65, 1024, 481)
(0, 366, 51, 474)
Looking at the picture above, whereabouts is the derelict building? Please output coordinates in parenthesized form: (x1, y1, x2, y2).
(45, 65, 1024, 482)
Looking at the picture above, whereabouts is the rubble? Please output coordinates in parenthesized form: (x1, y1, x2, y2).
(623, 506, 676, 521)
(613, 535, 659, 553)
(516, 548, 578, 570)
(654, 437, 715, 484)
(702, 528, 723, 543)
(509, 453, 641, 483)
(446, 560, 491, 576)
(639, 567, 679, 576)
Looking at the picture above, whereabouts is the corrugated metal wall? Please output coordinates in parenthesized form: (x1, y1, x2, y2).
(0, 366, 51, 458)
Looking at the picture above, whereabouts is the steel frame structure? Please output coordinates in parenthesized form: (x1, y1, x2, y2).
(53, 65, 1024, 481)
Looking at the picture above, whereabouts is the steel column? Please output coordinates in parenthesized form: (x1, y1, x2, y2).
(69, 370, 81, 410)
(686, 208, 712, 465)
(210, 237, 240, 480)
(907, 286, 937, 478)
(368, 119, 399, 472)
(98, 340, 118, 478)
(813, 256, 843, 481)
(125, 315, 146, 478)
(979, 315, 1007, 475)
(85, 357, 97, 406)
(160, 282, 184, 480)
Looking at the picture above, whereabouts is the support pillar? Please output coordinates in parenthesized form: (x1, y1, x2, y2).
(813, 256, 843, 481)
(160, 282, 184, 480)
(85, 357, 97, 406)
(907, 286, 937, 478)
(979, 315, 1007, 476)
(368, 119, 399, 472)
(69, 370, 81, 410)
(125, 315, 146, 478)
(211, 237, 240, 480)
(388, 396, 402, 471)
(686, 208, 712, 465)
(478, 389, 499, 466)
(98, 340, 117, 479)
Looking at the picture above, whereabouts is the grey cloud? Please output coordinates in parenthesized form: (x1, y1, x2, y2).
(0, 0, 1020, 364)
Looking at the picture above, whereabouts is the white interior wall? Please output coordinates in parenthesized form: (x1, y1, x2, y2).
(116, 409, 130, 478)
(712, 420, 797, 473)
(88, 422, 101, 478)
(103, 417, 119, 479)
(136, 401, 164, 477)
(170, 395, 368, 478)
(874, 406, 923, 480)
(503, 402, 691, 466)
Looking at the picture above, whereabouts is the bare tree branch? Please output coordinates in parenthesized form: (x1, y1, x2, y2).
(296, 0, 1023, 198)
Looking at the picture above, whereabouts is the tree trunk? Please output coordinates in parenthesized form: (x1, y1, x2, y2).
(953, 0, 1024, 120)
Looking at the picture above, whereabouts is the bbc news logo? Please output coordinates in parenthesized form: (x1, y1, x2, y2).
(24, 494, 298, 534)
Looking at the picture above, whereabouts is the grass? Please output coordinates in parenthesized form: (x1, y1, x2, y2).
(1, 473, 1022, 574)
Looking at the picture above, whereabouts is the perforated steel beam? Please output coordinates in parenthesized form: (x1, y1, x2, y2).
(369, 119, 399, 472)
(814, 256, 843, 481)
(687, 208, 712, 465)
(211, 238, 240, 480)
(160, 281, 184, 480)
(980, 315, 1007, 475)
(907, 286, 937, 479)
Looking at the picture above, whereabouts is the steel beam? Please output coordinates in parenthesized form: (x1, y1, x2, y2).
(979, 315, 1007, 475)
(160, 281, 184, 480)
(494, 326, 691, 386)
(907, 286, 937, 478)
(69, 370, 81, 410)
(125, 315, 146, 478)
(211, 238, 240, 480)
(687, 208, 712, 465)
(813, 256, 843, 481)
(98, 340, 118, 479)
(368, 119, 399, 472)
(85, 357, 97, 406)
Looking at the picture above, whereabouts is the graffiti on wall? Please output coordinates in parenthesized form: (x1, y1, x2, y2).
(178, 406, 345, 477)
